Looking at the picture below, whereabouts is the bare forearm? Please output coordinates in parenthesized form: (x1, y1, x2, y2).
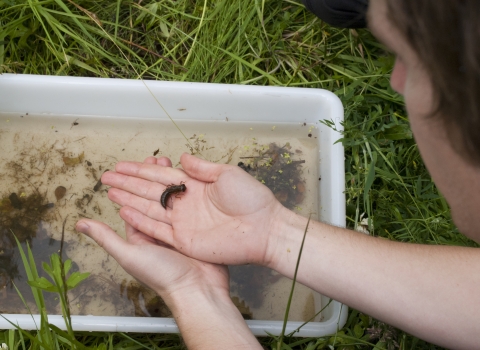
(165, 288, 262, 350)
(267, 209, 480, 349)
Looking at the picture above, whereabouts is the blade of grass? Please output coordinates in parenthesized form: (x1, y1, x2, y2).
(0, 314, 50, 348)
(118, 333, 152, 349)
(287, 299, 333, 337)
(12, 281, 39, 329)
(58, 216, 74, 339)
(277, 214, 311, 350)
(0, 25, 4, 73)
(217, 46, 283, 85)
(183, 0, 207, 66)
(12, 233, 46, 323)
(48, 324, 86, 349)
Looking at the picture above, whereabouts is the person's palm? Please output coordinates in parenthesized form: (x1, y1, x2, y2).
(75, 220, 229, 301)
(104, 153, 284, 265)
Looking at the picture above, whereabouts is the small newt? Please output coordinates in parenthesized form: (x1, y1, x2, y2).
(160, 183, 186, 209)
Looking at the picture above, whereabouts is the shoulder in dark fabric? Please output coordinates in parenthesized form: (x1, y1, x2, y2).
(302, 0, 369, 28)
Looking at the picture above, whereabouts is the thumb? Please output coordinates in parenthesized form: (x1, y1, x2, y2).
(180, 153, 227, 182)
(76, 219, 130, 263)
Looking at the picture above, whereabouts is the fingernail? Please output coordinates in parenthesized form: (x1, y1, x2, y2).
(76, 221, 90, 233)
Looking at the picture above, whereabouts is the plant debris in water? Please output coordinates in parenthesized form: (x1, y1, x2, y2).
(55, 186, 67, 201)
(119, 279, 172, 317)
(63, 151, 84, 167)
(231, 296, 253, 320)
(238, 142, 306, 210)
(0, 191, 54, 246)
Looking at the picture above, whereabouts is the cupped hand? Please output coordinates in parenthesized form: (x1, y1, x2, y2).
(102, 153, 287, 266)
(75, 217, 230, 305)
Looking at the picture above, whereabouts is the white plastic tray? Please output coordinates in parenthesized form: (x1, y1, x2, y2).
(0, 74, 346, 337)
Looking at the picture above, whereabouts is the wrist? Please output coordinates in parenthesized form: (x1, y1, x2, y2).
(264, 206, 309, 273)
(161, 283, 262, 349)
(164, 282, 231, 316)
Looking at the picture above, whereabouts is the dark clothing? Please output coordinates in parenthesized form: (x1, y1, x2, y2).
(302, 0, 369, 28)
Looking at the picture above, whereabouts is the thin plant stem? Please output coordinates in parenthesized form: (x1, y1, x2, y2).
(277, 213, 311, 350)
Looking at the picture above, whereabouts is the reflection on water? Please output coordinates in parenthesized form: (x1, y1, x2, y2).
(0, 214, 74, 314)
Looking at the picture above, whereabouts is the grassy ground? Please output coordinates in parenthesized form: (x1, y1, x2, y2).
(1, 0, 477, 348)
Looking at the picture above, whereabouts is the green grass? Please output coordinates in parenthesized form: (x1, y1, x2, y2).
(1, 0, 476, 348)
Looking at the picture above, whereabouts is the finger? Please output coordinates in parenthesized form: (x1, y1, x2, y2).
(144, 156, 157, 164)
(115, 161, 188, 185)
(156, 157, 173, 167)
(108, 188, 169, 223)
(125, 221, 157, 245)
(125, 221, 178, 250)
(75, 219, 130, 263)
(144, 156, 172, 167)
(102, 171, 165, 201)
(102, 170, 162, 199)
(180, 153, 228, 182)
(119, 206, 175, 246)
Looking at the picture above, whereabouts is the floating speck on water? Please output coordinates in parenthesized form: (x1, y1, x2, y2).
(63, 152, 84, 166)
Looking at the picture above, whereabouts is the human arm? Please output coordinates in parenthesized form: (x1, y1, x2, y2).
(104, 153, 480, 349)
(268, 209, 480, 350)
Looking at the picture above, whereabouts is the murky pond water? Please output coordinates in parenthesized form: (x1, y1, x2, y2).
(0, 113, 322, 321)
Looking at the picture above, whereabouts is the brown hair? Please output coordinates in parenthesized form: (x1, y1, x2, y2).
(386, 0, 480, 165)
